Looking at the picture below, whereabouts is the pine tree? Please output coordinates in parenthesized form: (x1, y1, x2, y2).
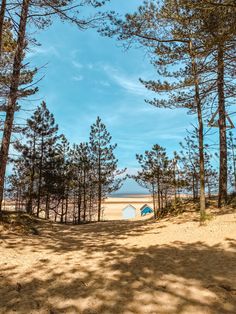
(70, 141, 102, 223)
(13, 101, 59, 216)
(0, 18, 38, 211)
(199, 0, 236, 206)
(134, 144, 174, 218)
(89, 117, 125, 222)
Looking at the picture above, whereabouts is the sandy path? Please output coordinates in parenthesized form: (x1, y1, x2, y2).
(0, 210, 236, 314)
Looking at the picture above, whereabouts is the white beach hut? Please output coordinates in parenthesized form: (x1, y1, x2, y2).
(122, 204, 136, 219)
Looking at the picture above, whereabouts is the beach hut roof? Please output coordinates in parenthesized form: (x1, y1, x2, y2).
(140, 204, 152, 211)
(122, 204, 136, 211)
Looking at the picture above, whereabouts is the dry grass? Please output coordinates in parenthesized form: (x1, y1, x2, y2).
(0, 206, 236, 314)
(0, 211, 46, 235)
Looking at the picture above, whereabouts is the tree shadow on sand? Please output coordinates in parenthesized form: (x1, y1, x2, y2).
(0, 219, 236, 314)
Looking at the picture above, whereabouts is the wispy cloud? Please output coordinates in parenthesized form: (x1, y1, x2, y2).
(27, 46, 60, 58)
(72, 61, 83, 69)
(101, 64, 151, 97)
(72, 75, 84, 81)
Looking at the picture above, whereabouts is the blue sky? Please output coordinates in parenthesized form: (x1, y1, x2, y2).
(24, 0, 196, 193)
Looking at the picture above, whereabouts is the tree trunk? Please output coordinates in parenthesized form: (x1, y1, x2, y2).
(65, 194, 68, 224)
(229, 133, 236, 192)
(0, 0, 30, 212)
(192, 175, 195, 200)
(83, 169, 87, 222)
(173, 162, 177, 211)
(60, 199, 64, 223)
(37, 136, 44, 217)
(0, 0, 6, 57)
(189, 40, 206, 220)
(156, 170, 161, 217)
(208, 180, 211, 199)
(73, 192, 76, 224)
(45, 193, 50, 219)
(97, 150, 102, 222)
(77, 193, 81, 223)
(152, 184, 157, 219)
(98, 183, 102, 222)
(217, 44, 227, 207)
(197, 118, 206, 218)
(26, 132, 36, 214)
(160, 190, 164, 211)
(15, 188, 19, 211)
(89, 191, 92, 221)
(164, 190, 168, 209)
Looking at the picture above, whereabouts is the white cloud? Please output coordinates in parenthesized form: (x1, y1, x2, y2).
(72, 75, 84, 81)
(101, 64, 151, 97)
(72, 61, 83, 69)
(27, 46, 60, 58)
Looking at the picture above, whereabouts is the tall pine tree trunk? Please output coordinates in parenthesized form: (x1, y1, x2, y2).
(190, 41, 206, 217)
(65, 194, 68, 224)
(97, 152, 102, 222)
(37, 137, 44, 217)
(60, 200, 64, 223)
(173, 162, 177, 211)
(217, 44, 227, 207)
(231, 140, 236, 192)
(156, 172, 161, 216)
(197, 115, 206, 219)
(192, 175, 196, 200)
(98, 183, 102, 222)
(77, 193, 81, 223)
(0, 0, 30, 212)
(26, 133, 36, 214)
(189, 40, 206, 220)
(152, 184, 157, 219)
(45, 193, 50, 219)
(83, 169, 87, 222)
(0, 0, 6, 57)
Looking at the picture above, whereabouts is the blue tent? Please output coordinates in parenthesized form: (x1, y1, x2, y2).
(140, 204, 153, 216)
(122, 204, 136, 219)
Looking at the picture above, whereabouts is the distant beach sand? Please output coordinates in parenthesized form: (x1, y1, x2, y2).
(102, 194, 153, 220)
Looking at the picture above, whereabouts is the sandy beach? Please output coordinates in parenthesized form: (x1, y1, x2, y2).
(0, 205, 236, 314)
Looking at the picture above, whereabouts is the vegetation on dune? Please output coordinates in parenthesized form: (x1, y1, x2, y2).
(0, 210, 42, 235)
